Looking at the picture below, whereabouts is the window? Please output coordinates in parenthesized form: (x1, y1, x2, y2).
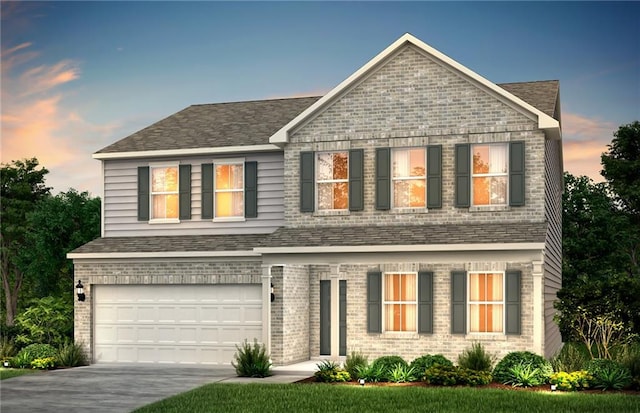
(383, 272, 417, 332)
(214, 162, 244, 218)
(316, 152, 348, 210)
(151, 166, 179, 220)
(392, 148, 426, 208)
(468, 272, 504, 333)
(471, 144, 508, 206)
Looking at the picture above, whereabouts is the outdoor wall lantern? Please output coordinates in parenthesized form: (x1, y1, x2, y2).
(270, 283, 275, 302)
(76, 280, 85, 302)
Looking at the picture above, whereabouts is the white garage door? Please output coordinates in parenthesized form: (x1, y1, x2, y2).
(94, 284, 262, 365)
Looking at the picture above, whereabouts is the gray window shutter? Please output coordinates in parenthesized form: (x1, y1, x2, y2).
(455, 144, 470, 208)
(418, 271, 434, 334)
(451, 271, 467, 334)
(367, 270, 382, 333)
(375, 148, 390, 210)
(201, 163, 214, 220)
(349, 149, 364, 211)
(179, 164, 191, 220)
(505, 270, 522, 335)
(427, 145, 442, 209)
(509, 141, 525, 206)
(300, 152, 315, 212)
(137, 166, 150, 221)
(244, 161, 258, 218)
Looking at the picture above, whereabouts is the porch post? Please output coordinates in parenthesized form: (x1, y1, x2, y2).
(330, 264, 340, 361)
(532, 260, 544, 356)
(261, 264, 272, 356)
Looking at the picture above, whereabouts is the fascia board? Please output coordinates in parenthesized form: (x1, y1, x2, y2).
(269, 33, 560, 144)
(93, 144, 282, 160)
(67, 250, 261, 260)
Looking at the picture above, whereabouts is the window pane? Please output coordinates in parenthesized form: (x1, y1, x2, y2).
(409, 149, 426, 177)
(166, 194, 178, 218)
(489, 145, 507, 174)
(469, 273, 482, 301)
(472, 146, 490, 174)
(393, 150, 410, 178)
(317, 153, 334, 181)
(487, 273, 503, 300)
(317, 183, 332, 210)
(333, 182, 348, 209)
(215, 164, 243, 190)
(152, 167, 178, 192)
(402, 273, 416, 301)
(215, 192, 243, 217)
(152, 194, 178, 219)
(385, 274, 399, 301)
(152, 194, 166, 218)
(333, 153, 348, 180)
(473, 177, 490, 205)
(490, 177, 507, 204)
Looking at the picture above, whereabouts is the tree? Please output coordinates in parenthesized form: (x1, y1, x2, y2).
(0, 158, 50, 326)
(23, 189, 101, 298)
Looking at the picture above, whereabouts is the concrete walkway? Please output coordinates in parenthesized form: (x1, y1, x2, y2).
(0, 362, 316, 413)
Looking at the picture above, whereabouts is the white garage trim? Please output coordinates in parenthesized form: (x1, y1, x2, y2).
(93, 284, 262, 365)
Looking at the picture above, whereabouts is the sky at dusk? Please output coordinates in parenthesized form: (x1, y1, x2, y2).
(2, 1, 639, 196)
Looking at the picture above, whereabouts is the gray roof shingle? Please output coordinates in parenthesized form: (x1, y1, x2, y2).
(95, 81, 559, 155)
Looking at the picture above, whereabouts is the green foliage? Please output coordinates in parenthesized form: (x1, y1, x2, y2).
(30, 357, 56, 370)
(370, 355, 407, 376)
(504, 361, 544, 387)
(586, 358, 632, 390)
(493, 351, 552, 385)
(56, 341, 88, 367)
(617, 343, 640, 389)
(15, 296, 73, 347)
(355, 363, 386, 383)
(314, 360, 351, 383)
(344, 351, 367, 380)
(231, 339, 271, 378)
(457, 342, 495, 372)
(549, 371, 593, 391)
(423, 365, 491, 386)
(409, 354, 453, 376)
(0, 337, 17, 360)
(551, 343, 589, 372)
(388, 363, 417, 383)
(10, 351, 32, 369)
(601, 121, 640, 217)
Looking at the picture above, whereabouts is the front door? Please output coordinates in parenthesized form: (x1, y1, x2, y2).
(320, 280, 346, 356)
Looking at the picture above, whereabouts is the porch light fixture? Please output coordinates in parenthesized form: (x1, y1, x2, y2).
(76, 280, 85, 302)
(271, 283, 275, 302)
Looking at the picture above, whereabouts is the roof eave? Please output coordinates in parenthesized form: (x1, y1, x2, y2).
(93, 144, 283, 160)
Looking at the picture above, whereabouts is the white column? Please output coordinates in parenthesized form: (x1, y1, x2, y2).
(532, 260, 544, 356)
(330, 264, 340, 361)
(261, 265, 272, 356)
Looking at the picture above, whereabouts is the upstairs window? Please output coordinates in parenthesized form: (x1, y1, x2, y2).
(316, 152, 349, 211)
(471, 144, 508, 206)
(383, 272, 417, 332)
(214, 162, 244, 218)
(151, 166, 179, 220)
(392, 148, 426, 208)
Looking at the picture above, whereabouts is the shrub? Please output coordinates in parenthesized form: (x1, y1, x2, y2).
(1, 337, 17, 360)
(15, 296, 73, 348)
(388, 363, 417, 383)
(423, 365, 491, 386)
(549, 370, 593, 391)
(586, 358, 632, 390)
(231, 339, 272, 378)
(617, 343, 640, 390)
(551, 343, 589, 373)
(409, 354, 453, 375)
(355, 363, 386, 383)
(56, 341, 88, 367)
(504, 361, 545, 387)
(31, 357, 56, 370)
(314, 360, 351, 382)
(10, 351, 32, 369)
(371, 355, 407, 378)
(457, 342, 495, 372)
(493, 351, 552, 385)
(14, 343, 57, 368)
(344, 351, 368, 380)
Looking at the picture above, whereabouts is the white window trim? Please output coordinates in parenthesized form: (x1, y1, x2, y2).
(315, 151, 349, 212)
(470, 143, 509, 207)
(382, 271, 418, 333)
(391, 147, 427, 210)
(212, 158, 245, 222)
(467, 271, 506, 334)
(148, 163, 180, 224)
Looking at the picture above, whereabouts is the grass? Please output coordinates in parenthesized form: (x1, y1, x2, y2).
(0, 368, 39, 380)
(133, 383, 640, 413)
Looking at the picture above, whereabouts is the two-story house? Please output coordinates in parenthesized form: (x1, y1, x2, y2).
(69, 33, 563, 366)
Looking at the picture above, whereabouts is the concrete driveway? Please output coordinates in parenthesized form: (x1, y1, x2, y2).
(0, 364, 235, 413)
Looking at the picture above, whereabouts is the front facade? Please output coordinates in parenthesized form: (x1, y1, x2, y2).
(70, 34, 563, 366)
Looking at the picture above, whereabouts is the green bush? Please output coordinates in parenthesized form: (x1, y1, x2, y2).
(504, 361, 546, 387)
(617, 343, 640, 390)
(344, 351, 368, 380)
(31, 357, 56, 370)
(457, 342, 495, 372)
(314, 360, 351, 383)
(1, 337, 17, 360)
(423, 365, 491, 386)
(409, 354, 453, 375)
(549, 370, 593, 391)
(493, 351, 552, 385)
(371, 355, 407, 378)
(56, 341, 88, 367)
(355, 363, 386, 383)
(231, 339, 272, 378)
(10, 351, 32, 369)
(14, 343, 57, 369)
(551, 343, 589, 372)
(388, 363, 417, 383)
(586, 358, 632, 390)
(15, 296, 73, 348)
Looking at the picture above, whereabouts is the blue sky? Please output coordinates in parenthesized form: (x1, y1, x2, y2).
(2, 1, 639, 195)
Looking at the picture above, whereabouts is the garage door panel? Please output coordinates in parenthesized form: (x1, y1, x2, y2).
(94, 284, 262, 365)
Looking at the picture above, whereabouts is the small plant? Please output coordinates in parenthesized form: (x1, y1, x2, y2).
(11, 351, 32, 369)
(586, 358, 632, 390)
(56, 341, 88, 367)
(409, 354, 453, 376)
(355, 363, 386, 383)
(12, 343, 57, 369)
(457, 342, 495, 372)
(371, 355, 407, 379)
(551, 343, 589, 372)
(388, 363, 416, 383)
(493, 351, 552, 385)
(231, 339, 272, 378)
(314, 360, 351, 382)
(423, 364, 459, 386)
(549, 370, 593, 391)
(30, 357, 56, 370)
(504, 361, 543, 387)
(344, 351, 368, 380)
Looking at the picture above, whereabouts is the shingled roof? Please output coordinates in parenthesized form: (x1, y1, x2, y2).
(95, 81, 559, 155)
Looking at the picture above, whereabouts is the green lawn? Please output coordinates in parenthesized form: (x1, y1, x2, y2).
(133, 383, 640, 413)
(0, 368, 39, 380)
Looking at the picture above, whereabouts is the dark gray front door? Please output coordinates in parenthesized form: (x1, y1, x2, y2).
(320, 280, 346, 356)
